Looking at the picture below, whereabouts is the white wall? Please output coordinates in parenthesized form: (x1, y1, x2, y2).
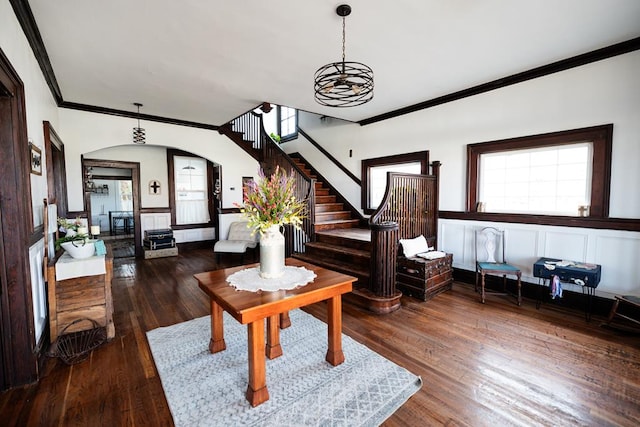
(86, 145, 169, 208)
(284, 51, 640, 297)
(58, 108, 259, 212)
(288, 51, 640, 219)
(283, 131, 362, 210)
(1, 1, 61, 228)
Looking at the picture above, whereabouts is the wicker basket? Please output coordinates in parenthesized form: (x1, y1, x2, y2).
(48, 318, 107, 365)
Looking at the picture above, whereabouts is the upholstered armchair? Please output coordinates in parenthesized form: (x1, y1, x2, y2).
(213, 221, 259, 264)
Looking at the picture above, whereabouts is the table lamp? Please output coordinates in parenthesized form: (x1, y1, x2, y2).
(90, 225, 100, 239)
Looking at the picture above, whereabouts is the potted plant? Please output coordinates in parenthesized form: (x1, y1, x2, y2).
(269, 133, 281, 143)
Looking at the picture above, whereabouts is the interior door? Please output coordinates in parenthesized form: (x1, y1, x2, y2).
(0, 48, 38, 389)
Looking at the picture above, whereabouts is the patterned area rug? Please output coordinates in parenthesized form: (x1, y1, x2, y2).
(107, 238, 134, 258)
(147, 309, 422, 426)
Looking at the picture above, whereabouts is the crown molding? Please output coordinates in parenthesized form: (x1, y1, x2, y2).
(359, 37, 640, 126)
(10, 0, 218, 131)
(60, 101, 218, 131)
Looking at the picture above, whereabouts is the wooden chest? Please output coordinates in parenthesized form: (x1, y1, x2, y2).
(47, 249, 115, 342)
(397, 253, 453, 301)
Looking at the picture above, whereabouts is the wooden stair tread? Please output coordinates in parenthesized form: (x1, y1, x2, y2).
(304, 242, 370, 258)
(315, 218, 360, 225)
(292, 254, 369, 279)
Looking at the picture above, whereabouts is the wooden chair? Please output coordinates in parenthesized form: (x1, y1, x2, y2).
(475, 227, 522, 305)
(213, 221, 259, 264)
(605, 295, 640, 330)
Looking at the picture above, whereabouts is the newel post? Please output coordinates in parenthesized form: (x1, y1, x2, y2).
(369, 221, 399, 297)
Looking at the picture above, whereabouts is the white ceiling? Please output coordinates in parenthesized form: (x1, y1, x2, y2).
(28, 0, 640, 126)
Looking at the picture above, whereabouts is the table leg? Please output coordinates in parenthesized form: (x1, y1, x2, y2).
(246, 320, 269, 407)
(325, 295, 345, 366)
(266, 314, 282, 359)
(279, 311, 291, 329)
(209, 300, 226, 353)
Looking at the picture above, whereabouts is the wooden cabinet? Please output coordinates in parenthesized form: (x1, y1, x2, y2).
(397, 253, 453, 301)
(47, 248, 114, 342)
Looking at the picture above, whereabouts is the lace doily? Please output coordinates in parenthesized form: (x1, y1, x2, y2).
(227, 266, 317, 292)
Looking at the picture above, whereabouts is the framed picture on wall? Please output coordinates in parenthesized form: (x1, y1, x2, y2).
(30, 144, 42, 175)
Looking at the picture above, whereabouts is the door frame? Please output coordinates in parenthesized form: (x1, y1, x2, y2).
(82, 158, 142, 257)
(0, 48, 38, 389)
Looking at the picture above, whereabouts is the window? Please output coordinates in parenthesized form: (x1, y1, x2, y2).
(118, 180, 133, 211)
(467, 124, 612, 218)
(479, 143, 593, 215)
(173, 155, 211, 225)
(361, 151, 430, 213)
(278, 106, 298, 141)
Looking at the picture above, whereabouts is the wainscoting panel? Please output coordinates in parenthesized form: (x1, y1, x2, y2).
(439, 219, 640, 298)
(140, 213, 171, 244)
(173, 228, 215, 244)
(543, 231, 588, 263)
(440, 221, 466, 268)
(29, 239, 47, 347)
(505, 228, 539, 277)
(594, 235, 640, 295)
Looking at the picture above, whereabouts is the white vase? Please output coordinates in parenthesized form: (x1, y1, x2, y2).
(259, 224, 285, 279)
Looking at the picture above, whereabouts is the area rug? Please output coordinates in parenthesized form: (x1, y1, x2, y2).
(107, 238, 134, 258)
(147, 309, 422, 426)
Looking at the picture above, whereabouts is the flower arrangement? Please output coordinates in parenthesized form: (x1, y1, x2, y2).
(236, 166, 307, 234)
(57, 217, 83, 234)
(55, 217, 89, 250)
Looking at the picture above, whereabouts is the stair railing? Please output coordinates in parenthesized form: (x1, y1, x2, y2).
(226, 108, 316, 255)
(368, 161, 441, 297)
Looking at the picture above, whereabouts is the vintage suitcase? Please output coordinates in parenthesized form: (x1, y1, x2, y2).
(144, 247, 178, 259)
(396, 253, 453, 301)
(143, 238, 176, 250)
(144, 229, 173, 239)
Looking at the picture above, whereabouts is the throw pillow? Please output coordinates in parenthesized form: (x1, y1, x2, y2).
(399, 235, 430, 258)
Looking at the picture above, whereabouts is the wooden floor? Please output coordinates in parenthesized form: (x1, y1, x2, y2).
(1, 248, 639, 426)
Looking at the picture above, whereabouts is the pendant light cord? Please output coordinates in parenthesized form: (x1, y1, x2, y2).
(341, 16, 346, 72)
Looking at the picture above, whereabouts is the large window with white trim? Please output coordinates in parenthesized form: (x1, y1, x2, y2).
(479, 143, 593, 216)
(174, 156, 210, 225)
(467, 124, 612, 218)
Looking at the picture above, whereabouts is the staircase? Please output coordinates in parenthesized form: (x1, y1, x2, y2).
(287, 154, 372, 289)
(218, 117, 264, 162)
(219, 118, 371, 284)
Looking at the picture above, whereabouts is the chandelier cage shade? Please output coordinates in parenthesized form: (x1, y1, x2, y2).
(133, 102, 145, 144)
(314, 4, 374, 107)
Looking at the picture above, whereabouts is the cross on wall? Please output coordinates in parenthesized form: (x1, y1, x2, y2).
(149, 180, 161, 195)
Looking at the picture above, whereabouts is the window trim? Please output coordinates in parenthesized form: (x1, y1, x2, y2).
(361, 151, 430, 214)
(167, 149, 215, 229)
(467, 124, 613, 218)
(277, 106, 298, 142)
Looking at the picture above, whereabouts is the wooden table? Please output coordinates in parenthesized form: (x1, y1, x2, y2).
(194, 258, 356, 407)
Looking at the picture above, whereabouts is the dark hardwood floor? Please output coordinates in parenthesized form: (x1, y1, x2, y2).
(1, 248, 639, 426)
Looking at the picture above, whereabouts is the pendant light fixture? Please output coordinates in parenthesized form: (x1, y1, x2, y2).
(133, 102, 145, 144)
(314, 4, 373, 107)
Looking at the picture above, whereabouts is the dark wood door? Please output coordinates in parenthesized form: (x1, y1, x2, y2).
(0, 48, 38, 390)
